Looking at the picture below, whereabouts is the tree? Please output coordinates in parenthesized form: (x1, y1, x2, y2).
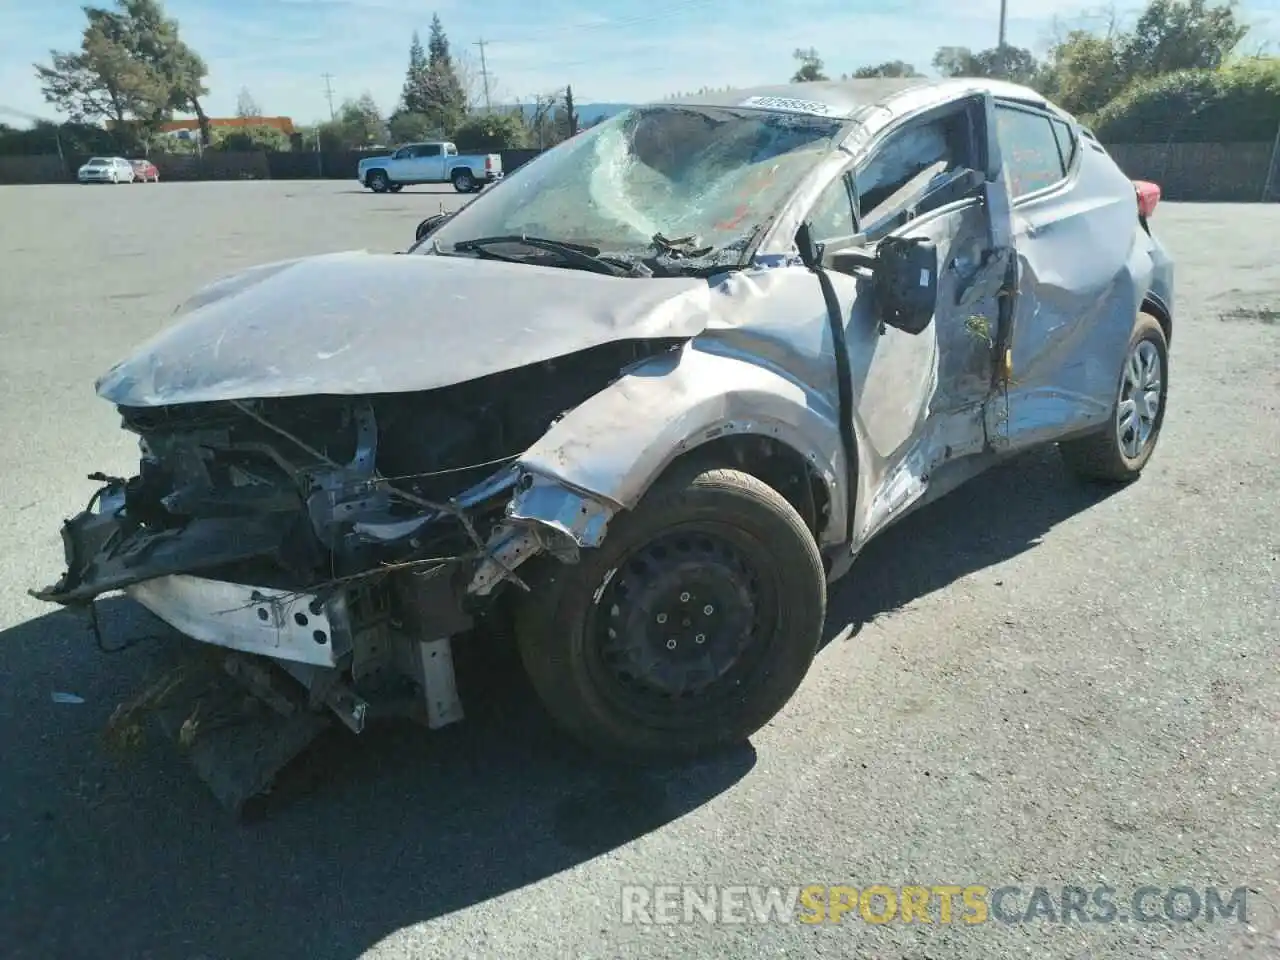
(1044, 30, 1128, 115)
(1119, 0, 1248, 78)
(792, 48, 829, 82)
(320, 94, 385, 148)
(424, 14, 468, 134)
(400, 30, 432, 114)
(852, 60, 924, 78)
(559, 84, 580, 139)
(932, 44, 1047, 86)
(388, 110, 438, 142)
(214, 124, 289, 152)
(34, 13, 168, 144)
(236, 87, 261, 117)
(1087, 54, 1280, 142)
(1042, 0, 1249, 115)
(453, 49, 494, 112)
(453, 111, 528, 151)
(88, 0, 213, 145)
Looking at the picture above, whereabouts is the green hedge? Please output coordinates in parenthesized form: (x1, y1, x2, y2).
(1088, 58, 1280, 143)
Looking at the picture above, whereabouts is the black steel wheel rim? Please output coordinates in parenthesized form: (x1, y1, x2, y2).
(584, 521, 783, 720)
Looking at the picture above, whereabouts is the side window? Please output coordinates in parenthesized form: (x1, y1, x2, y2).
(393, 146, 412, 160)
(996, 105, 1068, 199)
(808, 175, 856, 244)
(855, 112, 970, 237)
(1051, 118, 1077, 171)
(420, 144, 443, 157)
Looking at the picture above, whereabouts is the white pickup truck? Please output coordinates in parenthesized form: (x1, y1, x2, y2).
(357, 141, 504, 194)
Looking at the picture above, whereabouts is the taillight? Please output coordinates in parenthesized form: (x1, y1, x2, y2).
(1134, 180, 1161, 219)
(485, 155, 492, 171)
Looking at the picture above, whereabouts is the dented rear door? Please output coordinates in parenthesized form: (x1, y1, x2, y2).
(992, 101, 1151, 451)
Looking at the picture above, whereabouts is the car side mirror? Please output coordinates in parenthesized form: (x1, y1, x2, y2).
(872, 235, 938, 335)
(415, 212, 452, 243)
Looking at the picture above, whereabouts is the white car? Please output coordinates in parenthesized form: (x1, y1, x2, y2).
(78, 157, 135, 183)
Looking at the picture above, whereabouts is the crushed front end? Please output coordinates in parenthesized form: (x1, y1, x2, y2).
(32, 342, 672, 811)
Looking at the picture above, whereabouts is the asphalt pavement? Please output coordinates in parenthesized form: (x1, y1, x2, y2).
(0, 181, 1276, 960)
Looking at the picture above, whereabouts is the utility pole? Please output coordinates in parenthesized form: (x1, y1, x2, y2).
(473, 39, 492, 112)
(996, 0, 1009, 78)
(321, 73, 336, 121)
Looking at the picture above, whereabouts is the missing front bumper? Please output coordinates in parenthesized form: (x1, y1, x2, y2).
(126, 574, 354, 668)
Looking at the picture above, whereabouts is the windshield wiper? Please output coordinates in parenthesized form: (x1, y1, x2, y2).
(452, 235, 631, 277)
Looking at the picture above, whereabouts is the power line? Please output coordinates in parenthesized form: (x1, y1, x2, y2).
(321, 73, 336, 121)
(473, 39, 492, 112)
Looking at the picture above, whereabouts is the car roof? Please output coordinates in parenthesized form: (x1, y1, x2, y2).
(656, 77, 1055, 120)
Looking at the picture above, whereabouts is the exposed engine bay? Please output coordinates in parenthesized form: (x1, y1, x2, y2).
(34, 338, 683, 810)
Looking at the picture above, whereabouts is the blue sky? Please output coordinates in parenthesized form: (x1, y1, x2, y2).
(2, 0, 1278, 126)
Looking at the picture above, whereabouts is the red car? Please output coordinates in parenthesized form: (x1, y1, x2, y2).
(129, 159, 160, 183)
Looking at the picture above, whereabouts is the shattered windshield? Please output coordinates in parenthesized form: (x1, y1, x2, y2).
(422, 104, 847, 269)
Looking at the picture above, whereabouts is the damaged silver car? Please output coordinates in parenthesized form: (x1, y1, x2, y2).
(34, 78, 1174, 806)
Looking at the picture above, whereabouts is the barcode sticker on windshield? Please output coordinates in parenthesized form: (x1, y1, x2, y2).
(739, 96, 840, 116)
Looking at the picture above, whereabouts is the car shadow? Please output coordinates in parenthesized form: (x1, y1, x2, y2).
(0, 446, 1116, 960)
(820, 445, 1121, 647)
(0, 595, 755, 960)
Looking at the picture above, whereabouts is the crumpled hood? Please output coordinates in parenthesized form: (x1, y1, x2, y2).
(95, 250, 714, 407)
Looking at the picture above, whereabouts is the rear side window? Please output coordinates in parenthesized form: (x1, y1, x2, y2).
(995, 105, 1068, 199)
(1051, 119, 1077, 170)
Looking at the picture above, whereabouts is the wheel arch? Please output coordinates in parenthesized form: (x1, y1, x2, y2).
(517, 344, 853, 550)
(1141, 291, 1172, 347)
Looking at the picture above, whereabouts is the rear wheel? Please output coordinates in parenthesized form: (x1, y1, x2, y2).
(388, 183, 403, 193)
(451, 169, 475, 193)
(514, 465, 826, 760)
(1060, 311, 1169, 482)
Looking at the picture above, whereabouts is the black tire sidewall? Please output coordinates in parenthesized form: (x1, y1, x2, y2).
(1111, 313, 1169, 473)
(452, 170, 474, 192)
(368, 171, 388, 192)
(516, 467, 826, 758)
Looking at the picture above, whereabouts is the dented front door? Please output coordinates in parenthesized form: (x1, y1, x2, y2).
(842, 93, 1016, 538)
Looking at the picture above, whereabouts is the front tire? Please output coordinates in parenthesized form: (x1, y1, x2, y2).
(367, 170, 390, 193)
(515, 465, 826, 760)
(451, 169, 475, 193)
(1060, 310, 1169, 483)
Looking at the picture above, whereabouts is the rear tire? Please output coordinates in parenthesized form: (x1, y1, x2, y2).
(514, 464, 826, 761)
(1060, 311, 1169, 483)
